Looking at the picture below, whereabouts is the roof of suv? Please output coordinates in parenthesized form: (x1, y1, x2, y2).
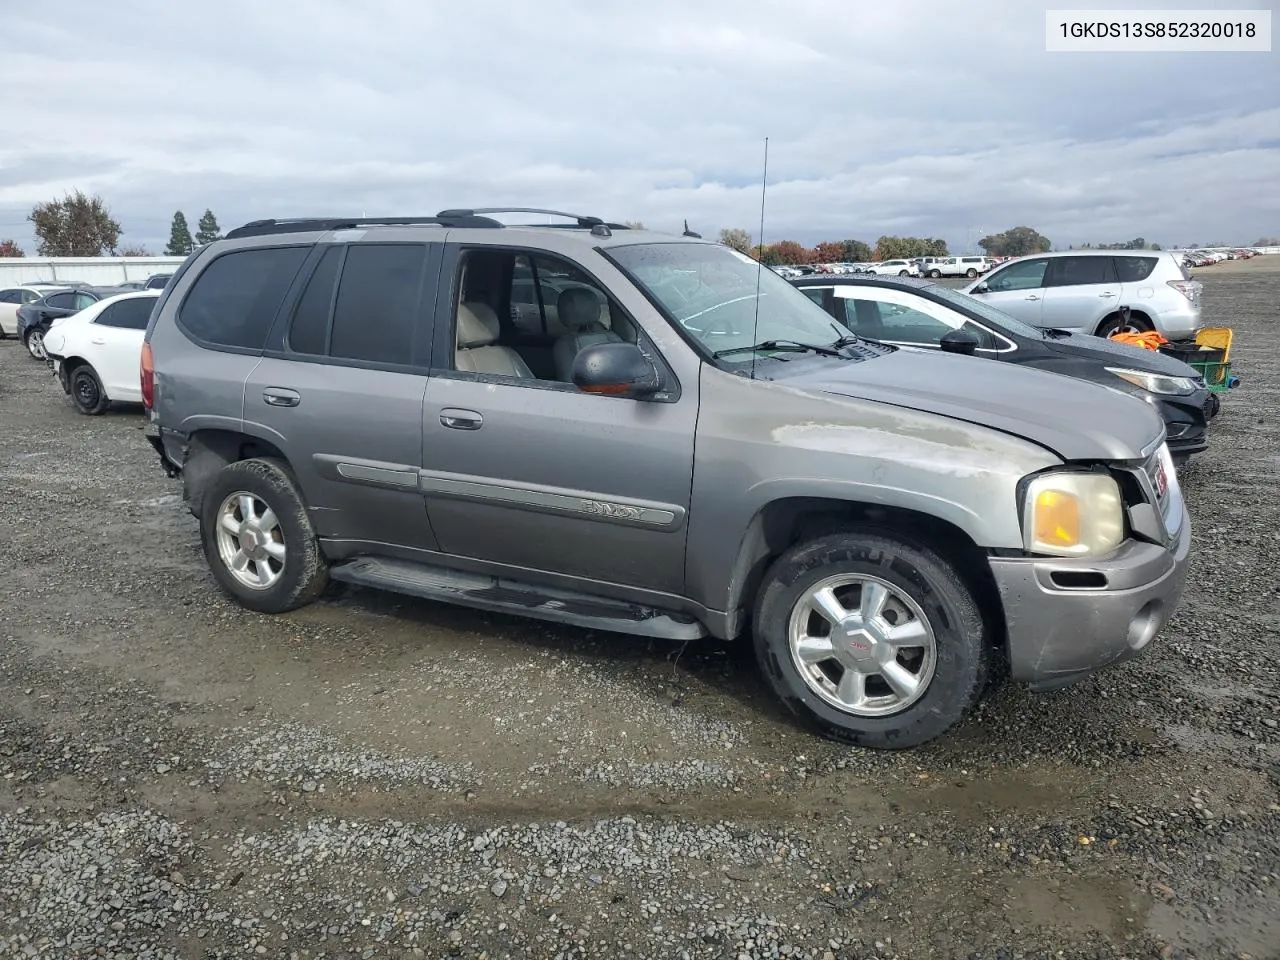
(1000, 250, 1171, 261)
(220, 208, 705, 250)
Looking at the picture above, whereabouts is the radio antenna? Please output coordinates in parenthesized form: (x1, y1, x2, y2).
(750, 137, 769, 381)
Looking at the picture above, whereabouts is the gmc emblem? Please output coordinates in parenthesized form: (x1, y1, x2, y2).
(1153, 463, 1169, 499)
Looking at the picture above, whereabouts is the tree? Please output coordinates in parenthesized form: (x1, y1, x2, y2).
(811, 241, 846, 263)
(166, 211, 194, 256)
(118, 244, 151, 256)
(718, 228, 752, 253)
(194, 209, 222, 246)
(764, 240, 810, 265)
(839, 239, 873, 262)
(1253, 236, 1279, 246)
(978, 226, 1051, 257)
(624, 220, 645, 230)
(1149, 242, 1161, 251)
(28, 190, 122, 256)
(0, 239, 24, 257)
(870, 236, 947, 260)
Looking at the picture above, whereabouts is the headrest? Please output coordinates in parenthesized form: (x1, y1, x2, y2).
(557, 287, 603, 331)
(457, 301, 500, 348)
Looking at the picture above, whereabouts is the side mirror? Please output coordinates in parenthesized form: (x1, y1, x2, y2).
(940, 329, 980, 356)
(971, 282, 989, 294)
(572, 342, 662, 398)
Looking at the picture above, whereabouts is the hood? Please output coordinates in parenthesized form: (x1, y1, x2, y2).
(775, 349, 1163, 462)
(1041, 331, 1201, 377)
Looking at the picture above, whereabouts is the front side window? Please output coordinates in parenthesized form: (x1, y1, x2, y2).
(983, 258, 1049, 292)
(607, 242, 844, 360)
(180, 246, 310, 349)
(0, 290, 18, 304)
(95, 297, 154, 330)
(839, 293, 1003, 350)
(450, 248, 638, 384)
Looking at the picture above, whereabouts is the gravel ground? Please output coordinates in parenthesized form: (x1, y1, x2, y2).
(1, 259, 1277, 959)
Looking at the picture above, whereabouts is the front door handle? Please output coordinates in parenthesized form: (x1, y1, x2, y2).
(440, 408, 483, 430)
(263, 387, 301, 407)
(1099, 292, 1116, 298)
(91, 337, 105, 344)
(1024, 295, 1040, 301)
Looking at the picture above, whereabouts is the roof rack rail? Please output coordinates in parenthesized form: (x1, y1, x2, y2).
(224, 214, 503, 240)
(436, 207, 621, 229)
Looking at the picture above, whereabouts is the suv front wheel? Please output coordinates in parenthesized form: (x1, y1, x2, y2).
(199, 458, 328, 614)
(753, 530, 989, 749)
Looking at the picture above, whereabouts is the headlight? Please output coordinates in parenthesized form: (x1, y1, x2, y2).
(1023, 472, 1124, 557)
(1105, 366, 1197, 397)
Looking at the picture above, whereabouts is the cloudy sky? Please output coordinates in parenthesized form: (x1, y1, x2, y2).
(1, 0, 1275, 254)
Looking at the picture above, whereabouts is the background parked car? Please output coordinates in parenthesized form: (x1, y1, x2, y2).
(863, 259, 920, 277)
(15, 286, 128, 359)
(963, 250, 1202, 340)
(791, 274, 1214, 463)
(924, 256, 990, 278)
(41, 290, 161, 415)
(145, 273, 173, 290)
(0, 285, 61, 338)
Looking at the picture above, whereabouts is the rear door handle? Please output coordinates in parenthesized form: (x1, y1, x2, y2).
(1099, 292, 1117, 298)
(90, 338, 105, 344)
(1023, 295, 1040, 301)
(440, 408, 483, 430)
(263, 387, 301, 407)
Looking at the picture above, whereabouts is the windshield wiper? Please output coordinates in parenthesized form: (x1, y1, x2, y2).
(830, 334, 874, 349)
(713, 339, 844, 359)
(1042, 328, 1073, 339)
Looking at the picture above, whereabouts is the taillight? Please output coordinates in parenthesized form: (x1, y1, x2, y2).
(140, 342, 155, 410)
(1167, 280, 1196, 301)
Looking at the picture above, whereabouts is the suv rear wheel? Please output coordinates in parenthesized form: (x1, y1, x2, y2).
(753, 530, 989, 749)
(199, 458, 328, 613)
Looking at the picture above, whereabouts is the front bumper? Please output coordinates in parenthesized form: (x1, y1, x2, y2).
(1145, 390, 1212, 459)
(991, 504, 1191, 691)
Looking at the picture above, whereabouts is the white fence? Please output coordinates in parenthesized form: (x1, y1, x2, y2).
(0, 256, 188, 287)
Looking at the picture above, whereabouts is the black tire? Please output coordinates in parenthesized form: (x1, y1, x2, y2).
(753, 529, 990, 749)
(69, 365, 109, 415)
(199, 458, 328, 614)
(928, 269, 941, 279)
(1095, 311, 1153, 339)
(965, 268, 978, 278)
(898, 270, 910, 276)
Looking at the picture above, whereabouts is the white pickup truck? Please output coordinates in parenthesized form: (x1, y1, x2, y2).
(923, 256, 991, 279)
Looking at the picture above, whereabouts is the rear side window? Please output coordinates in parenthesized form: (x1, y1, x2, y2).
(330, 244, 428, 364)
(287, 246, 341, 355)
(284, 243, 430, 366)
(1045, 256, 1116, 287)
(1113, 256, 1157, 282)
(46, 292, 76, 309)
(95, 298, 154, 330)
(180, 246, 310, 350)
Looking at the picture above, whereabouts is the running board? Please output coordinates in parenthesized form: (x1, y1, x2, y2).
(328, 557, 706, 641)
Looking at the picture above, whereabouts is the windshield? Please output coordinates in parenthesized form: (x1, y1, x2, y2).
(925, 283, 1048, 339)
(607, 242, 845, 358)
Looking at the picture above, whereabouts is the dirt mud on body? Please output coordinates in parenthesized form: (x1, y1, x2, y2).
(1, 261, 1277, 959)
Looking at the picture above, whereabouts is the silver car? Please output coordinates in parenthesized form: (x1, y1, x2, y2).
(142, 209, 1190, 749)
(962, 250, 1202, 340)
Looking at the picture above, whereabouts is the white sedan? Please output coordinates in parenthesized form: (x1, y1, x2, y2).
(41, 290, 159, 415)
(863, 259, 921, 277)
(0, 285, 61, 337)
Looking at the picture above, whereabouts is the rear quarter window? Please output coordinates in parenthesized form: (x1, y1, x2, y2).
(1114, 256, 1158, 282)
(178, 246, 310, 350)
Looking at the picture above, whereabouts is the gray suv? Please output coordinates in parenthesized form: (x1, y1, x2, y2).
(142, 209, 1191, 749)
